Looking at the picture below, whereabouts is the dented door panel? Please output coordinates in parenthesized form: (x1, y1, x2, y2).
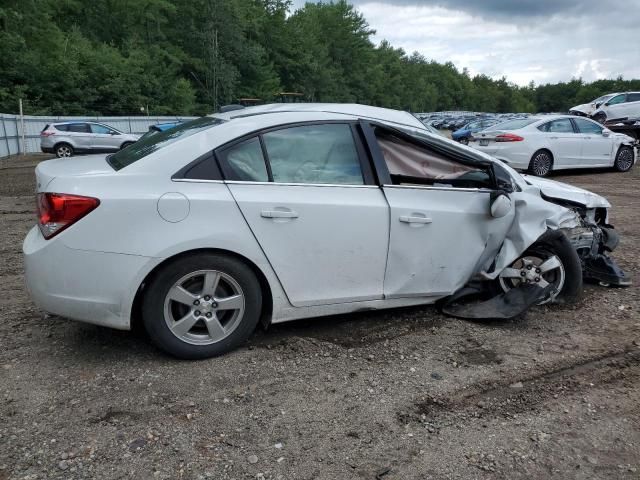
(382, 186, 515, 298)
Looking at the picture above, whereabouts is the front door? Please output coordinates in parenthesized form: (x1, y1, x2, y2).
(572, 118, 613, 166)
(362, 123, 515, 298)
(220, 123, 389, 307)
(89, 123, 121, 151)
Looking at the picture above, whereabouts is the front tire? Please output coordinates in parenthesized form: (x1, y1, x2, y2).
(142, 254, 262, 359)
(613, 146, 634, 172)
(55, 143, 74, 158)
(498, 230, 582, 305)
(459, 137, 469, 145)
(120, 141, 135, 150)
(528, 150, 553, 177)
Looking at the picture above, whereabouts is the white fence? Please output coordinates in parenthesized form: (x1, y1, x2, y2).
(0, 113, 197, 158)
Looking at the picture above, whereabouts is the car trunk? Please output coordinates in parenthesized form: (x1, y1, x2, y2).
(35, 155, 114, 192)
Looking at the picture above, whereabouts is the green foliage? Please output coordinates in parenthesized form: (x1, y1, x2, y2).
(1, 0, 638, 115)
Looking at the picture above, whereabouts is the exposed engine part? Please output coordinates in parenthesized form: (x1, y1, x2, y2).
(562, 208, 630, 287)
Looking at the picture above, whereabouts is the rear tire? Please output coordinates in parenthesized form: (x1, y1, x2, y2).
(613, 146, 634, 172)
(498, 230, 582, 305)
(528, 150, 553, 177)
(459, 137, 469, 145)
(142, 253, 262, 359)
(55, 143, 74, 158)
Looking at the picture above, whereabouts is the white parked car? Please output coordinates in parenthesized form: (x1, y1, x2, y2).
(24, 104, 630, 359)
(569, 93, 616, 117)
(591, 92, 640, 124)
(469, 115, 636, 176)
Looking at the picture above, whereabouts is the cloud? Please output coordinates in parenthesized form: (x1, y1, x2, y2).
(291, 0, 640, 85)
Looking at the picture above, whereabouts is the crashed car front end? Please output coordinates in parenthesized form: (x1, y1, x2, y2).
(532, 184, 630, 288)
(441, 163, 630, 319)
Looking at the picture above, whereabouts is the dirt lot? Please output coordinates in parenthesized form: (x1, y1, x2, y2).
(1, 154, 639, 480)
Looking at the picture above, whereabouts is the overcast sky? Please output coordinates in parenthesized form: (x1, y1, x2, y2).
(292, 0, 640, 85)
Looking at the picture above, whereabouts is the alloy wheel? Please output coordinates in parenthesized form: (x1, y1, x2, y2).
(531, 152, 552, 176)
(616, 148, 634, 172)
(498, 255, 565, 304)
(163, 270, 245, 345)
(57, 145, 72, 157)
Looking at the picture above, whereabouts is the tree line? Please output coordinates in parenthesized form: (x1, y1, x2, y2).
(2, 0, 639, 116)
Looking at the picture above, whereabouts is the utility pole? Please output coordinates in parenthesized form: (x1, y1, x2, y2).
(18, 99, 26, 155)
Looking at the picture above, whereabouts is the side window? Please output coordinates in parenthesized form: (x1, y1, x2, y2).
(627, 93, 640, 102)
(54, 124, 69, 132)
(217, 137, 269, 182)
(607, 94, 626, 105)
(375, 128, 492, 189)
(539, 119, 574, 133)
(91, 124, 113, 134)
(262, 124, 364, 185)
(68, 123, 90, 133)
(573, 118, 603, 135)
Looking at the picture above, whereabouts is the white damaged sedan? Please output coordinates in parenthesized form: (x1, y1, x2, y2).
(24, 104, 630, 358)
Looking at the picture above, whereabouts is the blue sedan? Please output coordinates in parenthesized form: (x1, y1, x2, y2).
(452, 119, 499, 144)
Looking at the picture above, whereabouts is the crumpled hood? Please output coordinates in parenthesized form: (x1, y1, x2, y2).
(521, 174, 611, 209)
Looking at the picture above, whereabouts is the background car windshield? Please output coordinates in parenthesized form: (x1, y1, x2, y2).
(492, 119, 537, 130)
(108, 117, 224, 170)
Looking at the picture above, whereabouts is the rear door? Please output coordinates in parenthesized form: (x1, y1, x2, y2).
(220, 122, 390, 307)
(362, 123, 515, 298)
(537, 118, 582, 167)
(572, 117, 614, 166)
(65, 123, 93, 150)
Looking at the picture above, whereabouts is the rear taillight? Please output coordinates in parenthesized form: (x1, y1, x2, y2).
(40, 131, 56, 137)
(495, 133, 524, 142)
(36, 193, 99, 239)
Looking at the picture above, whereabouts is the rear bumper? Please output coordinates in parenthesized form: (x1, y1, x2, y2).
(23, 226, 154, 330)
(41, 147, 54, 153)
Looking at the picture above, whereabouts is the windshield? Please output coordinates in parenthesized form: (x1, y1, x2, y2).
(108, 117, 225, 170)
(490, 118, 537, 130)
(593, 94, 614, 104)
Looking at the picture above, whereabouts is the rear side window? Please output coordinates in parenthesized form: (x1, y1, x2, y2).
(54, 124, 68, 132)
(108, 117, 224, 171)
(573, 118, 603, 134)
(67, 123, 90, 133)
(538, 119, 575, 133)
(627, 93, 640, 102)
(262, 124, 364, 185)
(218, 137, 269, 182)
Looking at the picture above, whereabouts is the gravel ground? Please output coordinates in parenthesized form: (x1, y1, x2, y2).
(1, 154, 639, 480)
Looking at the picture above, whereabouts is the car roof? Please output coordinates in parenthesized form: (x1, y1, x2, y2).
(53, 121, 102, 125)
(212, 103, 425, 130)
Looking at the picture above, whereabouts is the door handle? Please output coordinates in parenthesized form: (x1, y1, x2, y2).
(399, 215, 432, 224)
(549, 136, 558, 140)
(261, 209, 299, 219)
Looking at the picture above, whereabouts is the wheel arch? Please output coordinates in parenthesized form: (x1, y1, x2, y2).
(130, 248, 274, 333)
